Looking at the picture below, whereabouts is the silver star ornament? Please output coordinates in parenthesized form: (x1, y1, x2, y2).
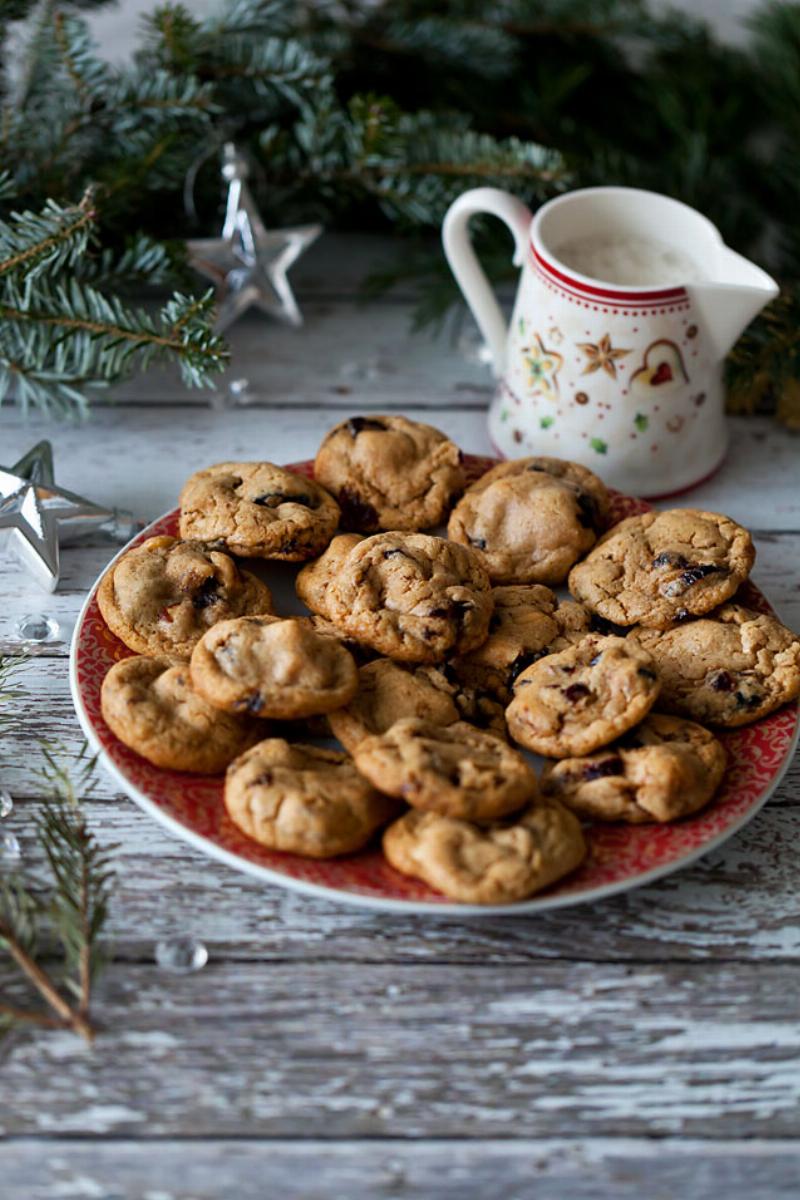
(187, 143, 322, 332)
(0, 441, 129, 592)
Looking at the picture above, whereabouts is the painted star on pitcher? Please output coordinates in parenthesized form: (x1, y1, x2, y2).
(523, 334, 563, 399)
(578, 333, 631, 379)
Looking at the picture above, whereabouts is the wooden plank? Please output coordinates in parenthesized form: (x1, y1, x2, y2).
(2, 961, 800, 1137)
(4, 790, 800, 963)
(0, 410, 797, 535)
(2, 1138, 799, 1200)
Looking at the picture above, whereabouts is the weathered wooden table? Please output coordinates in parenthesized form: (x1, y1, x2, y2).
(1, 237, 799, 1199)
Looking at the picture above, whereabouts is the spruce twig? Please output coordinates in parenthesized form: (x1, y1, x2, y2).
(0, 659, 116, 1043)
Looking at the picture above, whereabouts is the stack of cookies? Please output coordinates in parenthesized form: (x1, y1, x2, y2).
(97, 414, 800, 905)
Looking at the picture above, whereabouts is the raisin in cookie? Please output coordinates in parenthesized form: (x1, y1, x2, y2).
(506, 634, 660, 758)
(568, 509, 755, 629)
(325, 532, 493, 663)
(314, 414, 465, 532)
(179, 462, 340, 560)
(383, 800, 586, 905)
(450, 584, 562, 702)
(447, 456, 609, 585)
(541, 713, 726, 823)
(633, 604, 800, 726)
(101, 656, 260, 773)
(191, 615, 358, 719)
(354, 717, 536, 821)
(225, 739, 396, 858)
(97, 536, 273, 659)
(328, 659, 460, 753)
(295, 534, 363, 618)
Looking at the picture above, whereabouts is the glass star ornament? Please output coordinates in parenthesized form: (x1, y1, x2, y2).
(0, 440, 128, 592)
(187, 143, 322, 332)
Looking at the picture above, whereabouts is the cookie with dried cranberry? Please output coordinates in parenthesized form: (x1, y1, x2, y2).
(314, 414, 465, 532)
(541, 713, 726, 823)
(354, 717, 535, 821)
(506, 634, 660, 758)
(97, 536, 273, 659)
(450, 584, 562, 702)
(191, 615, 358, 719)
(633, 604, 800, 726)
(447, 456, 609, 585)
(328, 658, 461, 753)
(383, 800, 586, 905)
(179, 462, 340, 560)
(295, 533, 364, 619)
(568, 508, 755, 629)
(325, 532, 493, 663)
(225, 739, 397, 858)
(101, 656, 260, 774)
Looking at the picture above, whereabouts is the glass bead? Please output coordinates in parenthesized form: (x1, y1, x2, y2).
(15, 613, 60, 643)
(0, 830, 21, 865)
(155, 937, 208, 974)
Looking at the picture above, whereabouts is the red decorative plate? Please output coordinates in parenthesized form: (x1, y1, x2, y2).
(70, 457, 799, 914)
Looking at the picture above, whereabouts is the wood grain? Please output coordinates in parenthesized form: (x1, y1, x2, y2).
(2, 1138, 799, 1200)
(3, 792, 800, 963)
(1, 246, 799, 1183)
(1, 961, 799, 1138)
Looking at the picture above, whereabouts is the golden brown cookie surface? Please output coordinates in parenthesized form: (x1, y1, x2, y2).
(314, 414, 465, 532)
(383, 800, 586, 905)
(179, 462, 340, 560)
(354, 717, 536, 820)
(633, 604, 800, 726)
(447, 456, 609, 585)
(328, 659, 460, 753)
(506, 634, 660, 758)
(191, 615, 358, 719)
(101, 655, 260, 773)
(97, 536, 272, 659)
(325, 532, 493, 663)
(541, 713, 726, 823)
(295, 533, 364, 618)
(225, 739, 396, 858)
(568, 509, 755, 629)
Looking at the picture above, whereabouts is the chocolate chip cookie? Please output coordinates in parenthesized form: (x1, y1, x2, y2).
(447, 456, 609, 585)
(97, 536, 273, 659)
(450, 584, 562, 702)
(295, 533, 363, 618)
(353, 717, 536, 820)
(634, 604, 800, 726)
(325, 532, 493, 663)
(506, 634, 660, 757)
(328, 659, 460, 753)
(225, 739, 396, 858)
(541, 713, 726, 823)
(191, 615, 358, 719)
(101, 656, 260, 773)
(314, 414, 465, 531)
(179, 462, 340, 560)
(383, 800, 586, 905)
(568, 509, 755, 629)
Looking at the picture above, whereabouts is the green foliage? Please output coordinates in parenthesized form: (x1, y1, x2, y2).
(0, 660, 115, 1040)
(2, 0, 800, 419)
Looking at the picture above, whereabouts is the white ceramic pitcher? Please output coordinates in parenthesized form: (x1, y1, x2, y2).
(443, 186, 778, 496)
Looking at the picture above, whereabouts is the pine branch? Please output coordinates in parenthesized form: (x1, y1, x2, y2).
(0, 730, 115, 1043)
(0, 188, 96, 286)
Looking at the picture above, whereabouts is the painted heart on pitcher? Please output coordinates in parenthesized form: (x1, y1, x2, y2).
(630, 338, 689, 398)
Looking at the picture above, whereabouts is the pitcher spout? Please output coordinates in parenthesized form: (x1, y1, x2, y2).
(687, 248, 779, 360)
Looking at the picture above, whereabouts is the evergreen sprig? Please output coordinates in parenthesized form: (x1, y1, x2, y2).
(2, 0, 800, 419)
(0, 660, 114, 1043)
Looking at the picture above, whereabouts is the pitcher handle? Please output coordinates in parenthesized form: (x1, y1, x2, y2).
(442, 187, 533, 378)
